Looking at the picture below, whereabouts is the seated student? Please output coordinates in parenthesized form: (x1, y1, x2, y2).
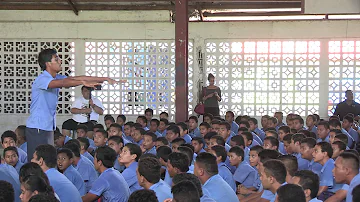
(144, 108, 154, 127)
(166, 125, 181, 145)
(342, 115, 359, 144)
(306, 115, 318, 135)
(0, 180, 15, 202)
(178, 145, 195, 166)
(209, 135, 230, 152)
(54, 131, 72, 149)
(331, 141, 346, 160)
(171, 181, 200, 202)
(334, 134, 351, 150)
(188, 116, 201, 138)
(266, 117, 278, 130)
(230, 135, 250, 162)
(265, 130, 286, 154)
(224, 111, 238, 134)
(211, 119, 221, 134)
(107, 136, 125, 172)
(282, 134, 294, 155)
(176, 122, 192, 144)
(104, 115, 115, 130)
(289, 133, 311, 170)
(329, 119, 354, 149)
(137, 116, 149, 131)
(123, 122, 135, 143)
(353, 184, 360, 202)
(313, 142, 344, 200)
(149, 119, 162, 137)
(218, 121, 234, 145)
(143, 132, 157, 155)
(93, 124, 105, 133)
(210, 145, 236, 191)
(2, 130, 27, 164)
(28, 193, 59, 202)
(199, 122, 211, 138)
(203, 132, 217, 151)
(275, 184, 306, 202)
(263, 136, 279, 151)
(3, 146, 24, 173)
(192, 137, 205, 154)
(278, 125, 290, 141)
(62, 143, 98, 193)
(19, 174, 57, 202)
(137, 157, 172, 202)
(116, 114, 126, 131)
(259, 159, 287, 202)
(159, 118, 169, 137)
(77, 137, 94, 163)
(31, 144, 82, 202)
(119, 143, 143, 193)
(167, 152, 190, 178)
(292, 170, 322, 202)
(240, 121, 263, 145)
(229, 146, 256, 189)
(76, 124, 96, 152)
(93, 129, 108, 149)
(277, 155, 298, 183)
(248, 118, 266, 141)
(194, 153, 239, 202)
(171, 138, 186, 152)
(15, 125, 27, 154)
(159, 111, 169, 120)
(156, 146, 172, 182)
(132, 127, 145, 146)
(57, 148, 85, 196)
(155, 137, 169, 149)
(82, 146, 130, 202)
(317, 121, 330, 143)
(128, 189, 158, 202)
(203, 113, 214, 125)
(328, 129, 343, 144)
(300, 138, 322, 176)
(292, 116, 305, 132)
(241, 131, 260, 149)
(108, 123, 131, 144)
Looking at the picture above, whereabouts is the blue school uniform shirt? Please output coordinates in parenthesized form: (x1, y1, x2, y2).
(143, 126, 150, 131)
(149, 180, 172, 202)
(63, 165, 86, 196)
(254, 128, 266, 141)
(14, 161, 24, 174)
(275, 122, 286, 132)
(144, 146, 157, 155)
(294, 152, 310, 170)
(200, 194, 216, 202)
(309, 198, 323, 202)
(252, 132, 263, 145)
(202, 174, 238, 202)
(45, 168, 82, 202)
(122, 161, 142, 193)
(89, 168, 130, 202)
(218, 162, 236, 192)
(249, 139, 261, 148)
(346, 173, 360, 202)
(26, 71, 67, 131)
(279, 142, 287, 154)
(75, 155, 98, 193)
(233, 161, 256, 188)
(159, 130, 167, 137)
(319, 158, 343, 193)
(64, 135, 72, 144)
(124, 135, 134, 143)
(87, 137, 97, 151)
(83, 151, 94, 163)
(182, 134, 192, 144)
(317, 135, 330, 143)
(230, 121, 239, 135)
(199, 148, 206, 153)
(308, 126, 318, 134)
(270, 182, 287, 202)
(155, 131, 162, 138)
(252, 166, 262, 190)
(17, 147, 27, 164)
(347, 128, 359, 144)
(244, 146, 250, 163)
(164, 169, 172, 186)
(19, 142, 27, 154)
(189, 127, 201, 138)
(309, 160, 322, 176)
(261, 189, 275, 201)
(114, 155, 125, 172)
(0, 164, 21, 202)
(225, 157, 237, 174)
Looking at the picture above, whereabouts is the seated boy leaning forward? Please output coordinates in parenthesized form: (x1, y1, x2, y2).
(25, 48, 123, 162)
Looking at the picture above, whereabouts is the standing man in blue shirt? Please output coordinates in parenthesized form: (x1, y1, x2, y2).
(26, 48, 119, 162)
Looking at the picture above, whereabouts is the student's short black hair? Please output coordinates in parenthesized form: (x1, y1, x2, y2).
(316, 142, 333, 158)
(16, 125, 26, 140)
(132, 123, 143, 129)
(128, 189, 158, 202)
(150, 119, 160, 127)
(104, 115, 115, 123)
(318, 121, 330, 129)
(109, 123, 122, 131)
(298, 129, 311, 138)
(168, 152, 189, 173)
(65, 139, 81, 148)
(203, 131, 217, 140)
(93, 124, 105, 130)
(137, 115, 147, 124)
(195, 152, 218, 176)
(124, 121, 134, 127)
(266, 130, 278, 139)
(239, 121, 250, 128)
(343, 115, 354, 124)
(211, 119, 221, 125)
(241, 131, 253, 142)
(178, 146, 194, 166)
(263, 159, 286, 184)
(33, 144, 57, 168)
(77, 137, 90, 150)
(265, 127, 277, 132)
(276, 184, 306, 202)
(125, 143, 142, 162)
(177, 122, 188, 131)
(307, 114, 316, 122)
(0, 180, 14, 202)
(144, 132, 157, 142)
(332, 141, 347, 152)
(159, 118, 169, 126)
(339, 152, 360, 172)
(203, 113, 214, 121)
(108, 136, 124, 145)
(63, 143, 81, 158)
(138, 157, 161, 184)
(155, 137, 169, 146)
(19, 163, 50, 184)
(335, 133, 349, 145)
(38, 48, 57, 71)
(258, 149, 280, 163)
(353, 184, 360, 202)
(145, 108, 154, 115)
(76, 124, 88, 133)
(219, 121, 231, 131)
(329, 129, 342, 135)
(264, 136, 279, 149)
(300, 137, 317, 148)
(278, 125, 291, 134)
(167, 125, 180, 135)
(229, 146, 244, 161)
(28, 193, 59, 202)
(210, 145, 227, 162)
(248, 118, 258, 125)
(180, 143, 194, 153)
(294, 170, 319, 199)
(199, 122, 211, 129)
(172, 173, 204, 197)
(329, 119, 342, 128)
(171, 137, 186, 145)
(238, 127, 249, 133)
(172, 181, 200, 202)
(292, 116, 304, 125)
(134, 127, 146, 136)
(95, 129, 108, 139)
(250, 145, 264, 153)
(3, 146, 19, 158)
(1, 130, 17, 143)
(189, 116, 198, 123)
(117, 114, 126, 122)
(210, 135, 225, 146)
(191, 137, 204, 145)
(278, 155, 298, 177)
(230, 135, 245, 147)
(160, 111, 169, 117)
(57, 148, 74, 159)
(95, 146, 117, 168)
(283, 134, 293, 144)
(292, 133, 306, 144)
(156, 146, 172, 162)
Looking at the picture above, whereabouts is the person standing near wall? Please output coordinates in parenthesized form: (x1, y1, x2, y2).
(203, 73, 221, 117)
(334, 90, 360, 120)
(26, 48, 119, 162)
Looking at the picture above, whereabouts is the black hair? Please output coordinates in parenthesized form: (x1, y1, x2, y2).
(168, 152, 189, 173)
(335, 133, 349, 145)
(172, 181, 200, 202)
(276, 184, 306, 202)
(292, 133, 306, 144)
(19, 162, 50, 184)
(219, 121, 231, 131)
(329, 119, 342, 128)
(172, 173, 204, 197)
(63, 143, 81, 158)
(207, 73, 215, 81)
(138, 157, 161, 184)
(177, 122, 188, 131)
(248, 118, 258, 125)
(65, 139, 81, 148)
(104, 115, 115, 123)
(258, 149, 280, 163)
(109, 123, 122, 131)
(145, 108, 154, 116)
(156, 146, 172, 162)
(292, 116, 304, 125)
(1, 130, 17, 143)
(178, 146, 194, 166)
(150, 119, 160, 127)
(128, 189, 158, 202)
(95, 129, 108, 139)
(3, 146, 19, 158)
(263, 159, 287, 184)
(238, 127, 249, 133)
(239, 121, 250, 128)
(266, 130, 279, 139)
(191, 137, 204, 145)
(250, 145, 264, 153)
(210, 145, 227, 162)
(171, 137, 186, 145)
(199, 122, 211, 129)
(210, 135, 225, 146)
(0, 180, 14, 202)
(278, 125, 291, 134)
(318, 121, 330, 130)
(229, 146, 244, 160)
(76, 124, 88, 133)
(34, 144, 57, 168)
(156, 137, 169, 146)
(316, 142, 333, 158)
(332, 141, 347, 152)
(125, 143, 142, 162)
(294, 170, 319, 199)
(160, 111, 169, 117)
(38, 48, 57, 71)
(159, 118, 169, 126)
(77, 137, 90, 150)
(93, 124, 105, 130)
(117, 114, 126, 122)
(28, 193, 59, 202)
(144, 132, 157, 142)
(16, 125, 26, 140)
(300, 137, 317, 148)
(189, 116, 199, 123)
(277, 155, 298, 177)
(204, 131, 217, 140)
(203, 113, 214, 121)
(108, 136, 124, 145)
(166, 125, 180, 135)
(57, 148, 74, 159)
(95, 146, 117, 168)
(137, 116, 147, 124)
(241, 131, 253, 142)
(283, 134, 293, 144)
(339, 152, 360, 172)
(22, 175, 54, 196)
(195, 152, 218, 176)
(264, 136, 279, 149)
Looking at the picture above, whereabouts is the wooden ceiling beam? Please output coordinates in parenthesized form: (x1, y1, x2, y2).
(1, 0, 301, 2)
(203, 10, 302, 16)
(66, 0, 79, 15)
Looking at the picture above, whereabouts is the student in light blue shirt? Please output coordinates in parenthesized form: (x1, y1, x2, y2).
(293, 170, 323, 202)
(77, 137, 94, 163)
(249, 117, 266, 141)
(329, 119, 354, 148)
(31, 144, 82, 202)
(194, 153, 238, 202)
(136, 116, 149, 131)
(191, 137, 205, 155)
(136, 156, 172, 201)
(317, 121, 331, 143)
(15, 125, 27, 154)
(158, 118, 169, 137)
(210, 145, 236, 191)
(289, 133, 311, 170)
(177, 146, 195, 174)
(57, 148, 86, 196)
(124, 122, 135, 143)
(119, 143, 143, 193)
(275, 183, 306, 202)
(77, 125, 97, 152)
(300, 138, 323, 176)
(229, 146, 256, 189)
(0, 163, 21, 202)
(132, 127, 145, 147)
(107, 135, 125, 172)
(149, 119, 163, 138)
(342, 115, 359, 144)
(63, 143, 98, 193)
(82, 146, 130, 202)
(3, 146, 24, 174)
(241, 131, 260, 149)
(143, 132, 158, 155)
(177, 122, 193, 144)
(225, 111, 239, 135)
(218, 121, 233, 145)
(1, 131, 27, 164)
(188, 116, 201, 138)
(229, 135, 250, 163)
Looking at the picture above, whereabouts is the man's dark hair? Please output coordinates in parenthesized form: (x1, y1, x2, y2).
(109, 123, 122, 131)
(34, 144, 57, 168)
(293, 116, 304, 125)
(178, 146, 194, 166)
(195, 152, 218, 176)
(316, 142, 333, 158)
(266, 130, 279, 139)
(332, 141, 347, 152)
(108, 135, 124, 145)
(339, 152, 360, 172)
(219, 121, 231, 131)
(329, 119, 342, 128)
(38, 48, 57, 71)
(138, 157, 161, 184)
(128, 189, 158, 202)
(258, 149, 280, 163)
(203, 131, 217, 140)
(137, 116, 147, 124)
(239, 121, 250, 129)
(250, 145, 264, 154)
(294, 170, 319, 199)
(229, 146, 244, 160)
(171, 137, 185, 145)
(199, 122, 211, 129)
(28, 193, 59, 202)
(189, 116, 199, 123)
(0, 180, 14, 202)
(230, 135, 245, 147)
(95, 129, 108, 139)
(210, 135, 225, 146)
(292, 133, 306, 144)
(22, 175, 54, 196)
(203, 113, 214, 121)
(168, 152, 189, 173)
(160, 111, 169, 117)
(125, 143, 142, 162)
(283, 133, 293, 144)
(57, 148, 74, 159)
(278, 125, 290, 134)
(335, 133, 349, 145)
(263, 159, 287, 184)
(318, 121, 330, 130)
(167, 125, 180, 135)
(248, 118, 258, 125)
(191, 137, 204, 145)
(173, 173, 204, 197)
(144, 132, 157, 142)
(16, 125, 26, 141)
(177, 122, 188, 131)
(277, 184, 306, 202)
(352, 184, 360, 202)
(343, 115, 354, 124)
(104, 115, 115, 123)
(159, 118, 169, 126)
(278, 155, 298, 177)
(93, 124, 105, 130)
(210, 145, 227, 162)
(156, 146, 172, 162)
(156, 137, 169, 146)
(76, 124, 88, 133)
(19, 162, 50, 184)
(264, 136, 279, 149)
(150, 119, 160, 127)
(301, 137, 317, 148)
(95, 146, 117, 168)
(145, 108, 154, 116)
(65, 139, 81, 148)
(241, 131, 253, 142)
(3, 146, 19, 158)
(1, 130, 17, 143)
(172, 181, 200, 202)
(117, 114, 126, 123)
(63, 143, 81, 158)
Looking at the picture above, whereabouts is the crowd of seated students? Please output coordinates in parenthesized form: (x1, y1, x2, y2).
(2, 108, 360, 202)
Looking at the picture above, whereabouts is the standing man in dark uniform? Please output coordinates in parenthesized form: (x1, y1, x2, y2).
(26, 48, 119, 162)
(334, 90, 360, 120)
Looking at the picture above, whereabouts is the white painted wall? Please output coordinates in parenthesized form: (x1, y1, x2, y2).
(1, 10, 359, 132)
(305, 0, 360, 14)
